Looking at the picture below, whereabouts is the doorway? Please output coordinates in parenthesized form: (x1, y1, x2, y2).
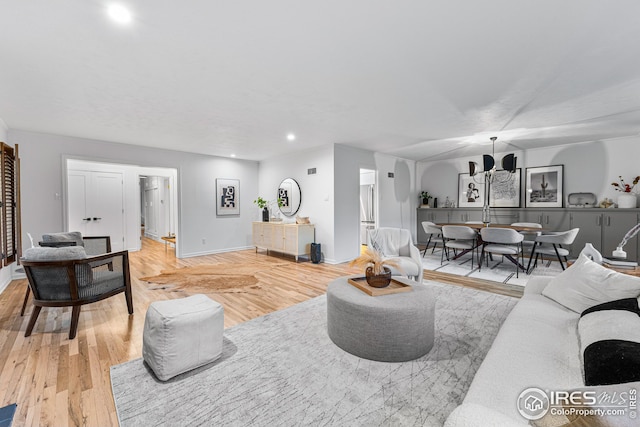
(65, 159, 178, 254)
(140, 175, 173, 241)
(359, 169, 377, 247)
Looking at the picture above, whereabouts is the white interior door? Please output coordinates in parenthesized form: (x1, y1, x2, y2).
(92, 172, 125, 250)
(68, 170, 125, 251)
(67, 171, 90, 235)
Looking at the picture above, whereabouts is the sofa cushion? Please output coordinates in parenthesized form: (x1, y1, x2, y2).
(542, 254, 640, 313)
(578, 298, 640, 386)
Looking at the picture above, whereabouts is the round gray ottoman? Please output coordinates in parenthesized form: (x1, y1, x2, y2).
(327, 276, 435, 362)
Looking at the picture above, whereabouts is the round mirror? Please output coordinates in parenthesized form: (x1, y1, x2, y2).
(277, 178, 301, 216)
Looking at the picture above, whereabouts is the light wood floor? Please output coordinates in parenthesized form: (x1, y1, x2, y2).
(0, 238, 520, 426)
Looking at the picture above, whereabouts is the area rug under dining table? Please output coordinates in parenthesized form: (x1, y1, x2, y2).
(110, 281, 518, 426)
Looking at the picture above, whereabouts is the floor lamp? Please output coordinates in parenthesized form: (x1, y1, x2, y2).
(469, 137, 517, 224)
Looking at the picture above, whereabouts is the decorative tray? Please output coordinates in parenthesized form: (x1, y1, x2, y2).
(347, 276, 413, 296)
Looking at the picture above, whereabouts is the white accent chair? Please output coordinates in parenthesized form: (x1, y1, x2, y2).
(367, 227, 423, 283)
(441, 225, 478, 269)
(420, 221, 443, 257)
(526, 228, 580, 273)
(479, 227, 525, 278)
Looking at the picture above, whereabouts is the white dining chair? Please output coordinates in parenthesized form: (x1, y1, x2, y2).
(479, 227, 525, 278)
(421, 221, 443, 257)
(526, 228, 580, 273)
(511, 222, 542, 249)
(441, 225, 478, 269)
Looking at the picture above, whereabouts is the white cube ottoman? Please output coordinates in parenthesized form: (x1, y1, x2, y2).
(142, 294, 224, 381)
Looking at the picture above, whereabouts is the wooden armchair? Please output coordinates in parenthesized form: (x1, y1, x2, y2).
(21, 233, 112, 316)
(21, 247, 133, 339)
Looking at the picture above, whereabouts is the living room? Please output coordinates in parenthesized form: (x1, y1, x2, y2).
(2, 1, 640, 426)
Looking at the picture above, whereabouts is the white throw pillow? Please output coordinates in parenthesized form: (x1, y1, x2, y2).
(542, 254, 640, 313)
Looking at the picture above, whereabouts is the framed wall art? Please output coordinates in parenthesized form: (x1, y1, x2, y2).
(489, 169, 521, 208)
(457, 173, 485, 208)
(216, 178, 240, 216)
(525, 165, 564, 208)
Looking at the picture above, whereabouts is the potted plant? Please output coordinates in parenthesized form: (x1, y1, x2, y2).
(419, 191, 432, 207)
(349, 248, 400, 288)
(611, 176, 640, 208)
(253, 197, 284, 221)
(253, 197, 270, 221)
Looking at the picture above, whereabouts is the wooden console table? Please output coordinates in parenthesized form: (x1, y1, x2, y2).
(252, 222, 314, 261)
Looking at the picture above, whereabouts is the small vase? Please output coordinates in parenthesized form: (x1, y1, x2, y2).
(617, 194, 637, 209)
(262, 207, 269, 222)
(579, 243, 603, 264)
(365, 266, 392, 288)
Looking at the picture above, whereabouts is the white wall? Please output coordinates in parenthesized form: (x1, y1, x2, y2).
(258, 145, 335, 261)
(11, 130, 259, 258)
(334, 145, 417, 263)
(416, 138, 636, 208)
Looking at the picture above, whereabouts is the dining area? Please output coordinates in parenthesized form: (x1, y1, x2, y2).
(419, 219, 580, 283)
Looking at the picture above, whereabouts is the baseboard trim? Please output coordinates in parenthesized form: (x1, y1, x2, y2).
(181, 246, 255, 258)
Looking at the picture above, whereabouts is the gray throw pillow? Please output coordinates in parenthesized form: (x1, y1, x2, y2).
(42, 231, 84, 247)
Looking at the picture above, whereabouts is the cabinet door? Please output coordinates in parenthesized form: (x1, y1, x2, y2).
(603, 211, 639, 261)
(271, 224, 285, 251)
(523, 209, 544, 225)
(570, 211, 603, 257)
(541, 210, 570, 231)
(252, 223, 264, 247)
(284, 226, 299, 254)
(490, 209, 520, 224)
(454, 209, 481, 222)
(431, 209, 450, 224)
(263, 223, 274, 249)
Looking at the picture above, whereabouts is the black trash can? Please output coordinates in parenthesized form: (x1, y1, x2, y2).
(310, 243, 321, 264)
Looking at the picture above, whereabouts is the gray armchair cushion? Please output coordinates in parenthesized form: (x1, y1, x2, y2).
(23, 246, 87, 261)
(42, 231, 84, 247)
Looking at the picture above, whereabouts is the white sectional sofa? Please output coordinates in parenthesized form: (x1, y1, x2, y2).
(445, 255, 640, 427)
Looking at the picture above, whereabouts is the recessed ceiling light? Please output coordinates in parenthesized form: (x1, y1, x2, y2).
(108, 4, 132, 24)
(287, 133, 296, 142)
(230, 154, 236, 158)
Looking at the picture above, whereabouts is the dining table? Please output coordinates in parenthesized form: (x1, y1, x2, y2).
(435, 222, 544, 270)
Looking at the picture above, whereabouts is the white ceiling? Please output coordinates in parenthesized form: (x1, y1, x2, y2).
(1, 1, 640, 162)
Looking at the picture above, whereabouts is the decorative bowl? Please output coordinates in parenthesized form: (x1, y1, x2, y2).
(296, 216, 310, 224)
(365, 266, 392, 288)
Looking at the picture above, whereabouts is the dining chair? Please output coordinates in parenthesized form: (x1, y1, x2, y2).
(526, 228, 580, 273)
(510, 222, 542, 249)
(420, 221, 443, 257)
(441, 225, 478, 269)
(479, 227, 525, 278)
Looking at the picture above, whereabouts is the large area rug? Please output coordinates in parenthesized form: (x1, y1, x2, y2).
(421, 247, 562, 286)
(111, 282, 518, 426)
(139, 261, 288, 293)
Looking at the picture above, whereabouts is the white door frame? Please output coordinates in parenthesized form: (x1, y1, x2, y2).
(62, 156, 179, 256)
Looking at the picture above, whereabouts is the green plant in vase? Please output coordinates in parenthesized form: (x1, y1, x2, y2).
(254, 197, 270, 221)
(419, 191, 432, 206)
